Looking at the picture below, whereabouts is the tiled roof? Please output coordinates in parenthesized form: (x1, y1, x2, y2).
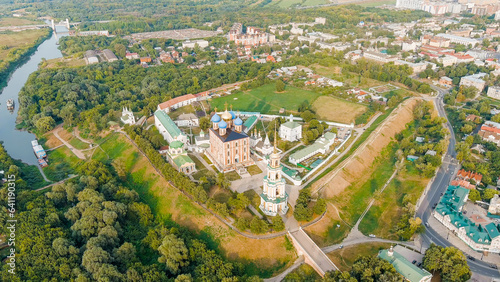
(158, 94, 196, 110)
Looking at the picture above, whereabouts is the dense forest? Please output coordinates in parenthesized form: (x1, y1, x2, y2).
(0, 156, 257, 281)
(18, 60, 271, 136)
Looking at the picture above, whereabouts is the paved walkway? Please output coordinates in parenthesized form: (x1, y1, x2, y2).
(230, 158, 267, 193)
(52, 126, 86, 160)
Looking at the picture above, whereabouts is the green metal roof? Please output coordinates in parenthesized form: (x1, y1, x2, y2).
(170, 140, 184, 149)
(289, 133, 335, 162)
(485, 223, 500, 239)
(155, 110, 184, 138)
(282, 120, 301, 129)
(436, 185, 500, 244)
(378, 249, 432, 282)
(243, 115, 258, 128)
(173, 155, 194, 168)
(260, 192, 288, 204)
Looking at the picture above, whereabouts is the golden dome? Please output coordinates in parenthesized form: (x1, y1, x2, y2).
(221, 110, 232, 121)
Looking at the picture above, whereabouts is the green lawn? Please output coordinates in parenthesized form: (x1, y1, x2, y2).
(331, 145, 398, 226)
(43, 147, 82, 181)
(247, 164, 263, 175)
(188, 154, 206, 171)
(359, 165, 428, 239)
(327, 242, 392, 272)
(69, 137, 90, 150)
(93, 133, 138, 168)
(307, 218, 351, 247)
(209, 83, 321, 115)
(226, 170, 241, 181)
(358, 0, 396, 7)
(276, 0, 303, 8)
(202, 154, 212, 164)
(302, 0, 327, 6)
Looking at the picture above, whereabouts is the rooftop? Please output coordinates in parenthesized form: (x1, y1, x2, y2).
(155, 110, 184, 138)
(378, 249, 432, 282)
(173, 154, 194, 168)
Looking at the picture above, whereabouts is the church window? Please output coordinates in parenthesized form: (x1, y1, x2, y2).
(244, 140, 246, 145)
(235, 142, 238, 147)
(244, 155, 246, 161)
(227, 159, 230, 165)
(227, 151, 230, 156)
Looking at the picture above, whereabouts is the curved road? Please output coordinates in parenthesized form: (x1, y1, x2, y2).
(416, 87, 500, 278)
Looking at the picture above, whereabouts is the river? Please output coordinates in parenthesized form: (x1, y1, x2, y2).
(0, 26, 68, 165)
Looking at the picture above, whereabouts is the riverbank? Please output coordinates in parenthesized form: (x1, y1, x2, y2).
(0, 28, 52, 92)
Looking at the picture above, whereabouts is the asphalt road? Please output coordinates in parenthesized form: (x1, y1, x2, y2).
(415, 87, 500, 278)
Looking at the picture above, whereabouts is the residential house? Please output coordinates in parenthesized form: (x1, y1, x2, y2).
(456, 169, 483, 185)
(487, 86, 500, 100)
(460, 73, 487, 92)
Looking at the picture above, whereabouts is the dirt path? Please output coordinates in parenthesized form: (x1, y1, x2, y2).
(52, 125, 86, 160)
(72, 127, 92, 144)
(35, 174, 78, 191)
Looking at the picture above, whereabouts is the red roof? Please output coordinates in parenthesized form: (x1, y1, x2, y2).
(158, 94, 196, 110)
(457, 169, 483, 183)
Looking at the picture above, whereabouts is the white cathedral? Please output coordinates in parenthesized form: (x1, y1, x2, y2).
(259, 134, 288, 216)
(121, 107, 136, 125)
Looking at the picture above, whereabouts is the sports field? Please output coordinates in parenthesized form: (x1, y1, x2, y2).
(210, 83, 320, 114)
(210, 83, 365, 123)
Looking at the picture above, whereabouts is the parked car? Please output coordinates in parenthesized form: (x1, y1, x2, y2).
(467, 256, 476, 261)
(425, 222, 430, 227)
(369, 234, 376, 238)
(412, 260, 417, 264)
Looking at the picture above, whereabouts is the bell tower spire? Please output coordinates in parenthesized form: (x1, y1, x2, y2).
(274, 123, 277, 154)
